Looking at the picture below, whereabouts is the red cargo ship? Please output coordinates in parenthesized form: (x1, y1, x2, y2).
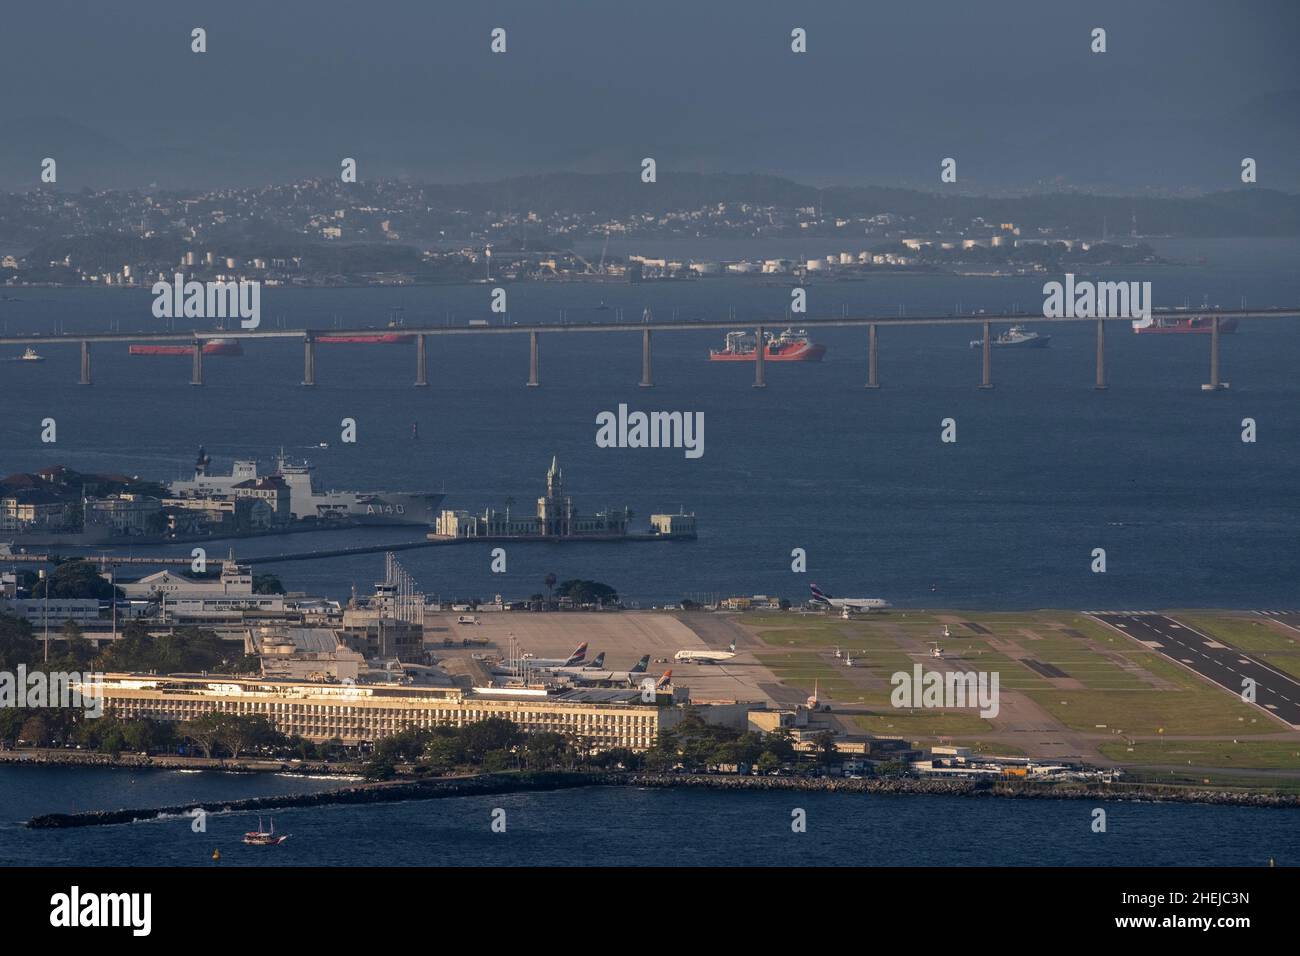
(709, 328, 827, 362)
(129, 337, 243, 356)
(316, 331, 415, 344)
(317, 318, 414, 344)
(1132, 315, 1238, 334)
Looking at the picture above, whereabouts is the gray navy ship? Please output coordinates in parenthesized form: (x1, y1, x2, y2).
(969, 324, 1051, 349)
(170, 448, 443, 526)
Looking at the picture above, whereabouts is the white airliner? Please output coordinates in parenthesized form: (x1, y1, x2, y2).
(809, 583, 890, 612)
(547, 655, 651, 685)
(674, 641, 737, 664)
(521, 642, 588, 668)
(494, 642, 589, 674)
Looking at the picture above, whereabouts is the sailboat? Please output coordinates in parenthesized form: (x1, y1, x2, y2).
(243, 816, 289, 846)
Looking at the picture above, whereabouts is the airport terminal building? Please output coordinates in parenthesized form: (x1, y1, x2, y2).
(85, 674, 670, 750)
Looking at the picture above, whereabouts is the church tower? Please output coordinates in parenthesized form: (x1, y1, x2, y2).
(546, 455, 563, 499)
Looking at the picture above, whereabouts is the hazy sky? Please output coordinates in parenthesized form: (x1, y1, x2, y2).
(1, 0, 1297, 191)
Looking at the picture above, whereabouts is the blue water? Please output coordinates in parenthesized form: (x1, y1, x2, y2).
(0, 238, 1297, 607)
(0, 766, 1295, 866)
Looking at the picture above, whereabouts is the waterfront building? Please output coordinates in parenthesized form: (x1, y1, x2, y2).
(0, 490, 78, 532)
(5, 598, 103, 626)
(117, 556, 254, 599)
(255, 627, 364, 682)
(231, 476, 292, 525)
(434, 457, 632, 539)
(649, 512, 695, 537)
(87, 673, 671, 750)
(84, 493, 163, 536)
(161, 495, 276, 533)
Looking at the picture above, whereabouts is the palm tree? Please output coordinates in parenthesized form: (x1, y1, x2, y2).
(544, 572, 557, 606)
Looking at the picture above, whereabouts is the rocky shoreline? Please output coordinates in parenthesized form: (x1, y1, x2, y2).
(23, 770, 1300, 829)
(0, 748, 359, 777)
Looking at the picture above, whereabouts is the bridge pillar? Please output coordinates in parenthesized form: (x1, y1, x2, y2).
(640, 328, 653, 387)
(866, 323, 880, 388)
(1094, 319, 1107, 390)
(527, 331, 539, 387)
(79, 340, 91, 385)
(753, 326, 766, 388)
(302, 334, 316, 387)
(978, 321, 993, 389)
(190, 338, 203, 386)
(1202, 315, 1228, 390)
(415, 334, 428, 387)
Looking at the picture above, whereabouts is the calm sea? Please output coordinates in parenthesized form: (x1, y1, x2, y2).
(0, 765, 1296, 867)
(0, 238, 1296, 608)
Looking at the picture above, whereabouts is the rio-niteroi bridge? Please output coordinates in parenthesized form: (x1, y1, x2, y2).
(1, 307, 1295, 392)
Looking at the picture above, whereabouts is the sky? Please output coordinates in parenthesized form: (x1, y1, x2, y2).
(0, 0, 1297, 192)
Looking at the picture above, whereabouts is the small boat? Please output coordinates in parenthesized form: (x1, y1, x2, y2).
(11, 347, 44, 362)
(243, 816, 289, 846)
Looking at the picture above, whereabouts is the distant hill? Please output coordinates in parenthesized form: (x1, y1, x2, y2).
(426, 173, 1300, 237)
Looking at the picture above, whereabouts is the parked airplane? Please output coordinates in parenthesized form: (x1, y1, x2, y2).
(550, 655, 650, 684)
(809, 583, 890, 612)
(493, 642, 588, 674)
(674, 641, 737, 664)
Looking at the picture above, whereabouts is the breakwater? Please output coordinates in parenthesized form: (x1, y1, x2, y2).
(25, 771, 1300, 829)
(26, 771, 610, 829)
(0, 748, 357, 776)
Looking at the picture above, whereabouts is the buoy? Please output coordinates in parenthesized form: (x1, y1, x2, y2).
(212, 848, 220, 861)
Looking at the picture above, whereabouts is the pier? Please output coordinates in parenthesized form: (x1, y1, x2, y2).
(1, 307, 1294, 391)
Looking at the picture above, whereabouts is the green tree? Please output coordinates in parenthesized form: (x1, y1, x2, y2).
(481, 749, 514, 772)
(462, 717, 520, 763)
(813, 730, 838, 767)
(523, 731, 569, 769)
(422, 733, 467, 772)
(252, 573, 285, 595)
(554, 579, 618, 606)
(32, 560, 121, 601)
(216, 714, 281, 759)
(756, 751, 781, 774)
(178, 712, 225, 758)
(0, 614, 38, 670)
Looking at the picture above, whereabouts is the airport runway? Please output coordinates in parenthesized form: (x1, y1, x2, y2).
(1091, 613, 1300, 727)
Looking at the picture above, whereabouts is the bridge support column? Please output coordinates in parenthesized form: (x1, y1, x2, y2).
(527, 331, 539, 387)
(1202, 315, 1228, 390)
(866, 323, 879, 388)
(753, 326, 766, 388)
(302, 335, 316, 387)
(79, 340, 91, 385)
(1094, 319, 1107, 390)
(639, 329, 655, 390)
(640, 328, 653, 387)
(190, 339, 203, 386)
(415, 334, 428, 387)
(978, 321, 993, 389)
